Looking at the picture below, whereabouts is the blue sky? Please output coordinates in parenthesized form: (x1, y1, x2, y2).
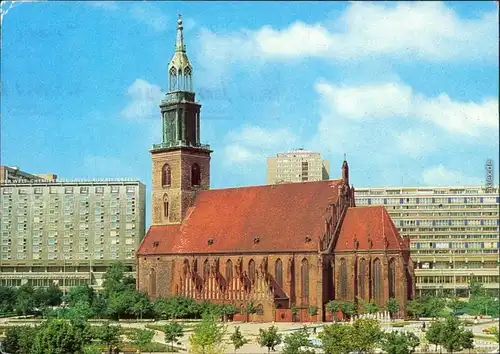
(1, 1, 499, 224)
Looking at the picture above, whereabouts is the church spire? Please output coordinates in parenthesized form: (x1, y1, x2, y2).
(175, 14, 186, 53)
(168, 14, 193, 92)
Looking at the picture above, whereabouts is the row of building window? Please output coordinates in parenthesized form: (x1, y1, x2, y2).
(356, 189, 498, 196)
(2, 186, 137, 195)
(399, 219, 498, 227)
(413, 241, 499, 249)
(357, 196, 499, 205)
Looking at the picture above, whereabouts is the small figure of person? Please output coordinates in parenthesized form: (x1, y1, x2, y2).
(313, 327, 317, 334)
(422, 322, 426, 330)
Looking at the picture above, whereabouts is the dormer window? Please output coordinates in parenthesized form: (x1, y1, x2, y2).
(153, 241, 159, 247)
(208, 238, 214, 246)
(305, 236, 312, 243)
(253, 236, 260, 244)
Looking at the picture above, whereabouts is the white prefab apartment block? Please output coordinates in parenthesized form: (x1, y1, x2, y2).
(0, 177, 146, 289)
(267, 148, 330, 185)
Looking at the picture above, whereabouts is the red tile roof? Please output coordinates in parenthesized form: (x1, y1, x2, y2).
(334, 206, 406, 251)
(137, 180, 342, 255)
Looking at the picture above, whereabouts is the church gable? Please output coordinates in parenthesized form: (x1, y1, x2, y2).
(334, 206, 407, 252)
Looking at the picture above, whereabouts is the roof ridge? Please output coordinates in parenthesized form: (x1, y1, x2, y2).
(201, 179, 342, 193)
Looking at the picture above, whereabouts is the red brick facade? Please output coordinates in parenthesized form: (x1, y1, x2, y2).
(137, 159, 416, 322)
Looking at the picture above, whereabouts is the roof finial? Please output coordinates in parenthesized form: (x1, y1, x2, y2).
(175, 13, 185, 53)
(343, 153, 347, 161)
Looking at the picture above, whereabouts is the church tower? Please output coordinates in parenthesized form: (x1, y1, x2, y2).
(150, 15, 211, 225)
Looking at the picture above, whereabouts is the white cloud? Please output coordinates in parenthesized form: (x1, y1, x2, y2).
(422, 165, 483, 186)
(314, 81, 413, 120)
(121, 79, 164, 120)
(197, 2, 497, 64)
(314, 80, 499, 138)
(130, 4, 168, 32)
(223, 125, 298, 164)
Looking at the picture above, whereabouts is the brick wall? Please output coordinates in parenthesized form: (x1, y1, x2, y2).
(151, 149, 211, 225)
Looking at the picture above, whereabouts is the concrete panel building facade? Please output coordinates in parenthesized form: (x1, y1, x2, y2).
(267, 149, 330, 185)
(0, 178, 146, 290)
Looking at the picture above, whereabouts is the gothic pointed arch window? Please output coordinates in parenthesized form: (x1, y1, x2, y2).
(248, 259, 256, 283)
(359, 258, 366, 300)
(388, 258, 396, 298)
(169, 67, 177, 91)
(191, 163, 201, 186)
(373, 258, 382, 303)
(193, 259, 198, 275)
(300, 258, 309, 304)
(163, 194, 169, 218)
(162, 164, 171, 187)
(339, 258, 348, 298)
(275, 258, 283, 288)
(184, 66, 192, 91)
(183, 258, 190, 276)
(226, 259, 233, 281)
(178, 68, 183, 91)
(148, 268, 157, 298)
(203, 259, 210, 282)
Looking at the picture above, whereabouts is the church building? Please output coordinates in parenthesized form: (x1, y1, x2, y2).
(136, 16, 415, 322)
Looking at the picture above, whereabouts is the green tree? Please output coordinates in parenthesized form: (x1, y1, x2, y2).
(94, 322, 121, 354)
(350, 318, 383, 353)
(102, 262, 135, 297)
(386, 298, 400, 319)
(447, 297, 465, 315)
(319, 323, 354, 354)
(380, 331, 420, 354)
(244, 301, 256, 321)
(2, 326, 21, 353)
(132, 328, 155, 354)
(189, 313, 226, 354)
(468, 276, 486, 297)
(0, 286, 17, 313)
(3, 325, 38, 354)
(440, 316, 467, 353)
(282, 326, 314, 354)
(153, 297, 168, 319)
(106, 288, 136, 320)
(31, 319, 88, 354)
(257, 325, 282, 353)
(363, 299, 379, 315)
(15, 284, 35, 316)
(83, 345, 102, 354)
(68, 300, 94, 323)
(339, 300, 357, 319)
(459, 330, 474, 354)
(405, 299, 423, 319)
(229, 326, 248, 353)
(164, 321, 184, 351)
(426, 320, 444, 352)
(37, 284, 63, 307)
(132, 291, 152, 320)
(220, 303, 238, 322)
(325, 300, 341, 321)
(65, 285, 95, 308)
